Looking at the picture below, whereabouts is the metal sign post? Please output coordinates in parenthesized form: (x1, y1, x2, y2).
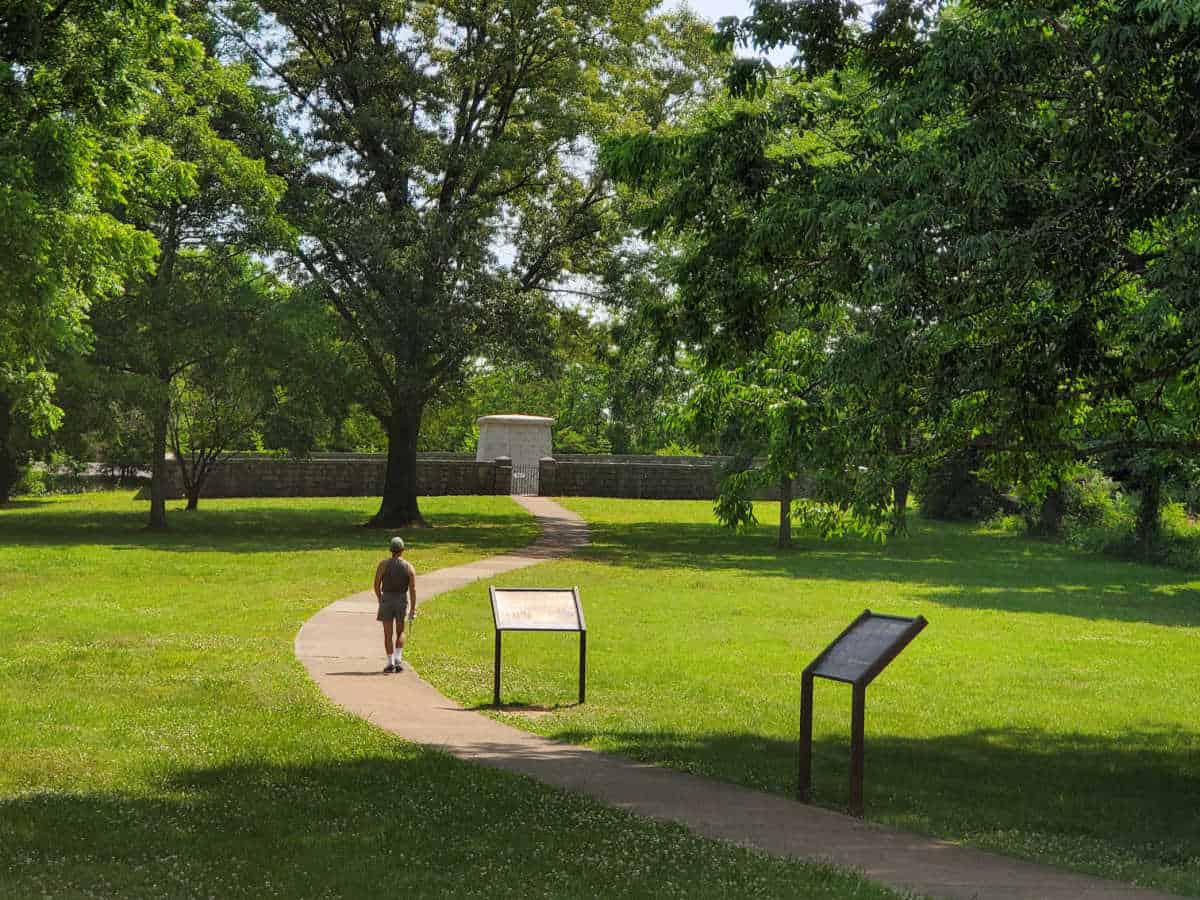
(798, 609, 927, 817)
(489, 587, 587, 706)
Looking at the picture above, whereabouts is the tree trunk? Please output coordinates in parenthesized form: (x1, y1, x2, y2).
(1135, 472, 1162, 553)
(1030, 482, 1064, 537)
(890, 477, 910, 536)
(0, 391, 17, 503)
(148, 385, 170, 530)
(175, 454, 203, 511)
(884, 425, 910, 536)
(778, 474, 792, 548)
(368, 400, 427, 528)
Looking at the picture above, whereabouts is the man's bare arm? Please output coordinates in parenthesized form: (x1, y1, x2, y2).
(373, 560, 387, 601)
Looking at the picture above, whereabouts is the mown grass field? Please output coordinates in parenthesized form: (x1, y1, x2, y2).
(0, 492, 904, 900)
(412, 498, 1200, 896)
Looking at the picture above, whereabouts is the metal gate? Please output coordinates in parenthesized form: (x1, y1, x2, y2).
(510, 463, 540, 496)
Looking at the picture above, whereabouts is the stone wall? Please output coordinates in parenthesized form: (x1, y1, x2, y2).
(552, 454, 736, 466)
(537, 458, 720, 499)
(536, 456, 796, 500)
(151, 451, 799, 501)
(156, 453, 512, 499)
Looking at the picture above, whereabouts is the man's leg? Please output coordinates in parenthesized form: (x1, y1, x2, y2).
(381, 618, 395, 672)
(392, 617, 407, 670)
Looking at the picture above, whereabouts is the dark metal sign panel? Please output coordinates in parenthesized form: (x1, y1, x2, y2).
(808, 612, 925, 686)
(491, 588, 584, 632)
(799, 609, 927, 816)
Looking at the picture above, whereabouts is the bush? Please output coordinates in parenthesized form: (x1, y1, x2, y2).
(1059, 467, 1130, 541)
(1172, 469, 1200, 518)
(991, 466, 1200, 571)
(13, 464, 47, 497)
(655, 442, 701, 457)
(918, 448, 1011, 522)
(14, 455, 127, 498)
(44, 452, 89, 494)
(1157, 504, 1200, 569)
(553, 425, 610, 454)
(1099, 502, 1200, 570)
(334, 406, 386, 453)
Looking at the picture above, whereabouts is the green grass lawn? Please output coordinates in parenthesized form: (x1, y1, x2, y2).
(411, 498, 1200, 896)
(0, 492, 904, 900)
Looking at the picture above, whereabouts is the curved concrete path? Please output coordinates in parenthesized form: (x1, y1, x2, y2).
(296, 497, 1179, 900)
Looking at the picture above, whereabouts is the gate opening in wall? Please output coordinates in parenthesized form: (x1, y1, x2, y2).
(510, 463, 539, 496)
(475, 414, 552, 498)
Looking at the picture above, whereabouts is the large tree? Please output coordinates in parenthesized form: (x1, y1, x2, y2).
(606, 69, 922, 537)
(0, 0, 183, 500)
(610, 0, 1200, 541)
(243, 0, 716, 526)
(88, 8, 289, 528)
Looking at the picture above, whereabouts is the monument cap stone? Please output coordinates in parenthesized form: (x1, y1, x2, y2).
(475, 414, 554, 471)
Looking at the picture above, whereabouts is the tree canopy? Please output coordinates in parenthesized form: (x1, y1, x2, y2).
(8, 0, 1200, 555)
(0, 0, 185, 499)
(232, 0, 717, 525)
(606, 0, 1200, 541)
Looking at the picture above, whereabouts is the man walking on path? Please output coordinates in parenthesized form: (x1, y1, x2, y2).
(373, 536, 417, 673)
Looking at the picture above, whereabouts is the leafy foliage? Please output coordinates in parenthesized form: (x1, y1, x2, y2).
(83, 12, 294, 527)
(606, 0, 1200, 549)
(227, 0, 718, 525)
(0, 0, 186, 499)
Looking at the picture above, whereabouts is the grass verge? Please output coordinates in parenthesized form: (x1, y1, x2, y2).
(0, 492, 904, 899)
(412, 498, 1200, 895)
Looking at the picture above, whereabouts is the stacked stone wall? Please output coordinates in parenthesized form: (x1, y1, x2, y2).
(552, 454, 736, 467)
(156, 453, 511, 498)
(151, 452, 801, 501)
(538, 457, 793, 501)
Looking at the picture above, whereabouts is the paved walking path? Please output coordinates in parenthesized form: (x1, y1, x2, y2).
(295, 497, 1178, 900)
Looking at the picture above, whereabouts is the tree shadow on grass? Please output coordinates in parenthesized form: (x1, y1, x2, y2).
(575, 517, 1200, 627)
(0, 751, 879, 900)
(7, 725, 1184, 894)
(543, 722, 1200, 893)
(0, 498, 539, 556)
(0, 498, 55, 510)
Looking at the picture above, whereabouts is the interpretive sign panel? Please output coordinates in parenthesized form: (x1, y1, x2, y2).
(809, 611, 925, 686)
(491, 588, 583, 632)
(489, 587, 587, 706)
(798, 610, 927, 816)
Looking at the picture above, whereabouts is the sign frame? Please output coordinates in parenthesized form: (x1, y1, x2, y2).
(797, 609, 927, 816)
(488, 586, 587, 706)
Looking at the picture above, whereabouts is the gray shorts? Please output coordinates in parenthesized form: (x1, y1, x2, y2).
(377, 591, 409, 622)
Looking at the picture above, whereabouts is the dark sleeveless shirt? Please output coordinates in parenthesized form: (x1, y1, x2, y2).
(381, 557, 410, 593)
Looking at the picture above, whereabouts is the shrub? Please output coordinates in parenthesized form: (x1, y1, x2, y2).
(655, 442, 701, 457)
(13, 464, 47, 497)
(44, 452, 89, 494)
(917, 448, 1010, 521)
(1101, 502, 1200, 570)
(1063, 466, 1128, 526)
(1060, 492, 1132, 555)
(990, 465, 1200, 571)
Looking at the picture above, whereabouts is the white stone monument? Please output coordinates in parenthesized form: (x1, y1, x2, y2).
(475, 414, 554, 468)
